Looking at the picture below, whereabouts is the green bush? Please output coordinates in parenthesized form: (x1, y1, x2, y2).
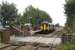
(71, 35, 75, 44)
(57, 43, 75, 50)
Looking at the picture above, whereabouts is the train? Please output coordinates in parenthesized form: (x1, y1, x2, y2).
(23, 21, 56, 34)
(39, 21, 55, 34)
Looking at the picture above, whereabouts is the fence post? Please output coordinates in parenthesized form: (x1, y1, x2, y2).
(1, 29, 10, 43)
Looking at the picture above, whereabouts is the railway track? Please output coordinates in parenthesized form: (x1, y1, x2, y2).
(9, 28, 62, 50)
(0, 44, 26, 50)
(0, 43, 57, 50)
(33, 27, 62, 38)
(0, 34, 60, 50)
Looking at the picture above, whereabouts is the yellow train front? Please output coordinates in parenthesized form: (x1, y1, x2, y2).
(40, 22, 55, 34)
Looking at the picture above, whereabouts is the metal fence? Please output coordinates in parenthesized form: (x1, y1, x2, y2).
(62, 35, 75, 43)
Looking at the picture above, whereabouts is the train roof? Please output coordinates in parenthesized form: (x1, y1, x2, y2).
(41, 21, 53, 25)
(42, 21, 49, 23)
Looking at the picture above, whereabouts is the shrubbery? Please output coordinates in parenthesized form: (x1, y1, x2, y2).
(57, 43, 75, 50)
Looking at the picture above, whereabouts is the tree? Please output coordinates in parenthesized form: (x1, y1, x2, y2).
(0, 2, 18, 27)
(22, 5, 52, 25)
(64, 0, 75, 33)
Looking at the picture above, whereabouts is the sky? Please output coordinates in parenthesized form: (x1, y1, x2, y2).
(0, 0, 66, 26)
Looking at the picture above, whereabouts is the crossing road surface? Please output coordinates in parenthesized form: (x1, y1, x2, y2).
(10, 36, 62, 46)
